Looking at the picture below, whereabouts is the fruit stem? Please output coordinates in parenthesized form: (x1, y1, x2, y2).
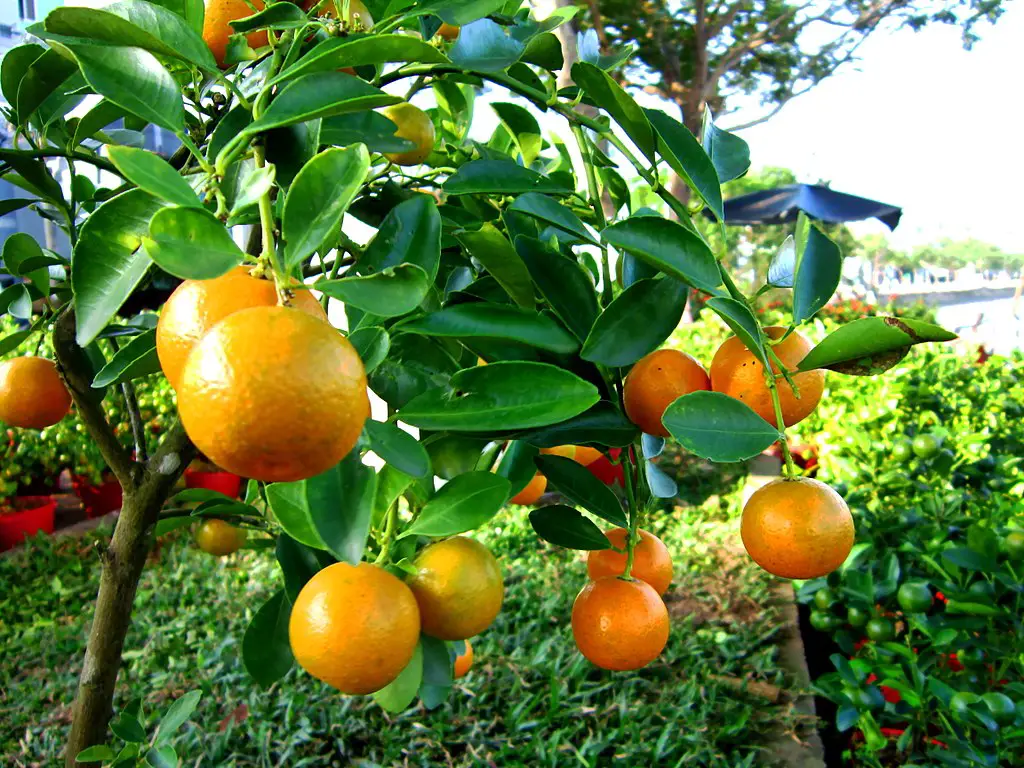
(621, 444, 641, 579)
(570, 124, 613, 306)
(374, 501, 400, 565)
(766, 370, 798, 478)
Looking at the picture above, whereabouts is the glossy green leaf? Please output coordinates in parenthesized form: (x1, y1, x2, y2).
(0, 284, 32, 321)
(602, 217, 720, 292)
(155, 690, 201, 743)
(207, 105, 251, 162)
(242, 590, 294, 688)
(645, 460, 677, 499)
(767, 236, 796, 288)
(230, 2, 306, 32)
(521, 31, 563, 70)
(663, 391, 782, 462)
(535, 455, 627, 527)
(76, 746, 117, 763)
(72, 189, 163, 347)
(229, 163, 276, 216)
(572, 62, 655, 160)
(273, 35, 448, 85)
(283, 145, 369, 269)
(275, 533, 334, 604)
(521, 402, 638, 449)
(317, 264, 429, 317)
(64, 44, 183, 133)
(581, 277, 687, 367)
(514, 236, 598, 343)
(792, 217, 843, 324)
(399, 362, 599, 432)
(369, 335, 460, 410)
(529, 506, 611, 550)
(145, 746, 177, 768)
(107, 146, 199, 208)
(797, 317, 958, 375)
(449, 18, 525, 72)
(0, 149, 62, 204)
(424, 435, 491, 481)
(11, 47, 77, 125)
(418, 635, 453, 709)
(0, 330, 33, 356)
(706, 297, 769, 368)
(91, 329, 160, 387)
(456, 223, 534, 308)
(400, 304, 578, 354)
(348, 326, 390, 373)
(399, 471, 510, 539)
(365, 420, 431, 478)
(372, 644, 423, 713)
(491, 102, 542, 165)
(494, 440, 539, 497)
(445, 160, 573, 196)
(143, 206, 244, 280)
(644, 108, 723, 223)
(1, 44, 45, 115)
(245, 72, 399, 135)
(372, 464, 414, 528)
(360, 196, 441, 281)
(702, 108, 750, 184)
(0, 198, 35, 217)
(508, 194, 596, 245)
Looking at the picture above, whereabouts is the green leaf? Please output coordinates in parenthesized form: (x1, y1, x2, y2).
(522, 402, 638, 448)
(706, 297, 770, 368)
(535, 455, 627, 527)
(792, 216, 842, 324)
(110, 712, 147, 743)
(418, 635, 453, 708)
(244, 72, 399, 136)
(145, 746, 177, 768)
(155, 690, 201, 743)
(0, 285, 32, 321)
(400, 304, 578, 354)
(0, 330, 33, 356)
(276, 533, 334, 604)
(580, 277, 687, 368)
(76, 745, 117, 763)
(229, 163, 276, 216)
(230, 2, 306, 32)
(0, 198, 35, 217)
(47, 2, 218, 71)
(10, 47, 77, 125)
(797, 317, 958, 375)
(491, 102, 542, 166)
(283, 145, 370, 269)
(373, 464, 414, 527)
(644, 108, 723, 223)
(91, 329, 160, 387)
(372, 643, 423, 713)
(572, 62, 655, 160)
(207, 105, 251, 162)
(242, 589, 294, 688)
(365, 420, 431, 478)
(348, 326, 390, 373)
(0, 149, 63, 204)
(398, 471, 509, 539)
(433, 0, 509, 25)
(73, 189, 163, 347)
(106, 145, 200, 208)
(662, 391, 782, 462)
(273, 35, 448, 85)
(521, 32, 563, 71)
(456, 223, 534, 308)
(143, 206, 244, 280)
(645, 460, 677, 499)
(494, 440, 540, 497)
(1, 232, 50, 299)
(702, 108, 750, 184)
(317, 264, 429, 317)
(1, 43, 45, 115)
(399, 362, 600, 432)
(424, 435, 490, 480)
(602, 217, 720, 292)
(514, 236, 598, 343)
(64, 44, 183, 133)
(508, 194, 596, 245)
(449, 18, 525, 72)
(529, 506, 611, 550)
(445, 160, 573, 196)
(360, 196, 441, 281)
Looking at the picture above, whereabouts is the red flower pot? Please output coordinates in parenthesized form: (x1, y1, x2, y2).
(74, 475, 123, 519)
(185, 469, 242, 498)
(0, 496, 56, 551)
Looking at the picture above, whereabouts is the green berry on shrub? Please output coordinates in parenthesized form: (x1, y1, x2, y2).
(813, 588, 836, 611)
(911, 434, 940, 459)
(846, 606, 870, 628)
(897, 582, 933, 613)
(865, 617, 895, 642)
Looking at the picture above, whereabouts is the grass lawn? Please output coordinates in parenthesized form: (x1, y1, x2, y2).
(1, 495, 809, 767)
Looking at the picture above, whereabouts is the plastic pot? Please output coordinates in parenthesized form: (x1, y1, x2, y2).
(0, 496, 56, 551)
(185, 469, 242, 498)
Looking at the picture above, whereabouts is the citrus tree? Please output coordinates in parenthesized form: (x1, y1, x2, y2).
(0, 1, 958, 765)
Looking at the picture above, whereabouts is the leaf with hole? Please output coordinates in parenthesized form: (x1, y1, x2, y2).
(797, 317, 957, 375)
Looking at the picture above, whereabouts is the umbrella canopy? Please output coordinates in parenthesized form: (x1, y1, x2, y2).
(708, 184, 902, 230)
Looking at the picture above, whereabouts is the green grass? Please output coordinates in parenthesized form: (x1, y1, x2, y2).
(1, 501, 801, 767)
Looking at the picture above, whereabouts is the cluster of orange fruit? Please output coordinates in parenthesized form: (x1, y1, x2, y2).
(289, 536, 500, 693)
(0, 356, 71, 430)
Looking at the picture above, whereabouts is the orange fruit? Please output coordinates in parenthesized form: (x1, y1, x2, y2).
(0, 357, 71, 429)
(540, 445, 576, 460)
(289, 562, 420, 695)
(194, 518, 247, 556)
(510, 473, 546, 505)
(710, 327, 825, 427)
(306, 0, 374, 27)
(571, 576, 669, 670)
(573, 446, 603, 466)
(203, 0, 268, 68)
(380, 103, 436, 166)
(177, 306, 368, 482)
(436, 22, 460, 40)
(407, 536, 503, 641)
(157, 266, 325, 390)
(587, 528, 673, 595)
(741, 477, 854, 579)
(453, 639, 473, 678)
(623, 349, 710, 437)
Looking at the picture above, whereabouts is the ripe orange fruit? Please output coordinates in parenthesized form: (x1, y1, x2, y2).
(510, 473, 546, 505)
(573, 446, 604, 466)
(194, 518, 247, 556)
(177, 306, 369, 482)
(436, 22, 460, 40)
(380, 103, 436, 166)
(540, 445, 576, 460)
(289, 562, 420, 694)
(306, 0, 374, 27)
(710, 326, 825, 427)
(623, 349, 710, 437)
(0, 357, 71, 429)
(408, 536, 503, 640)
(157, 266, 325, 390)
(587, 528, 673, 595)
(203, 0, 268, 68)
(453, 639, 473, 678)
(741, 477, 854, 579)
(571, 576, 669, 670)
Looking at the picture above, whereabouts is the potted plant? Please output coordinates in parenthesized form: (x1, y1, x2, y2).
(0, 460, 56, 551)
(184, 453, 243, 498)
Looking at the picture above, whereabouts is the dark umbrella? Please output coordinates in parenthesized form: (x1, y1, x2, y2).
(706, 184, 902, 230)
